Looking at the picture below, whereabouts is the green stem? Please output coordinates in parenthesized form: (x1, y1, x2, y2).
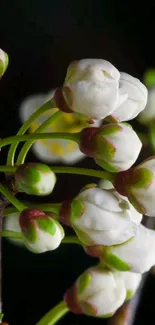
(0, 132, 79, 149)
(62, 236, 83, 246)
(7, 99, 56, 166)
(0, 166, 16, 173)
(17, 110, 63, 165)
(51, 166, 114, 182)
(0, 165, 114, 182)
(0, 184, 26, 211)
(2, 229, 82, 247)
(2, 230, 22, 240)
(4, 203, 61, 216)
(36, 301, 69, 325)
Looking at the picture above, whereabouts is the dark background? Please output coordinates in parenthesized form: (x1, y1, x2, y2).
(0, 1, 155, 324)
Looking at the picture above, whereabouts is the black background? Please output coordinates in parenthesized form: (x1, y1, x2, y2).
(0, 1, 155, 324)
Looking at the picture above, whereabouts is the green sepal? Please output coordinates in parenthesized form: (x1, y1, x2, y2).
(22, 221, 38, 243)
(99, 124, 122, 135)
(78, 272, 92, 294)
(25, 166, 42, 184)
(126, 289, 134, 301)
(0, 51, 8, 77)
(132, 168, 153, 188)
(73, 227, 93, 245)
(70, 199, 84, 221)
(95, 136, 116, 160)
(37, 217, 56, 236)
(0, 312, 4, 320)
(16, 181, 40, 195)
(128, 192, 146, 214)
(95, 159, 119, 173)
(104, 249, 131, 271)
(79, 183, 97, 194)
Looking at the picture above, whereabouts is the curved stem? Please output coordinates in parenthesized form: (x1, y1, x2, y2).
(7, 99, 56, 166)
(36, 301, 69, 325)
(17, 110, 63, 165)
(62, 236, 83, 246)
(1, 229, 82, 248)
(0, 184, 26, 211)
(51, 166, 114, 182)
(2, 230, 22, 240)
(0, 132, 80, 149)
(0, 166, 16, 173)
(0, 165, 114, 182)
(4, 203, 61, 217)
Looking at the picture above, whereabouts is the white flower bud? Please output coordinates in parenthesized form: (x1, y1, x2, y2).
(122, 272, 142, 300)
(19, 208, 64, 253)
(80, 123, 142, 172)
(108, 72, 148, 122)
(64, 266, 126, 317)
(61, 59, 120, 120)
(14, 163, 56, 196)
(60, 186, 142, 246)
(138, 87, 155, 125)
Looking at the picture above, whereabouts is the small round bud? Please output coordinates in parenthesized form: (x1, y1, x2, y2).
(79, 123, 142, 172)
(85, 224, 155, 273)
(60, 186, 142, 246)
(14, 163, 56, 196)
(19, 208, 64, 253)
(64, 265, 126, 318)
(115, 157, 155, 216)
(0, 49, 9, 78)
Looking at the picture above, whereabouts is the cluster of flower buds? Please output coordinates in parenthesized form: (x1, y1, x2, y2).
(4, 56, 155, 322)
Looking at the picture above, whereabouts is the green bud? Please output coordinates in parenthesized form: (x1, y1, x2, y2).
(19, 208, 64, 253)
(14, 163, 56, 196)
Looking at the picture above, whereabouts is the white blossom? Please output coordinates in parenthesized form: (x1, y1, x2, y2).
(68, 186, 142, 246)
(64, 265, 126, 317)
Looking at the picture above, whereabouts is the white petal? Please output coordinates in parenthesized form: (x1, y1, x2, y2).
(122, 271, 142, 296)
(98, 179, 114, 190)
(111, 224, 155, 273)
(111, 72, 148, 122)
(77, 59, 120, 80)
(70, 79, 119, 119)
